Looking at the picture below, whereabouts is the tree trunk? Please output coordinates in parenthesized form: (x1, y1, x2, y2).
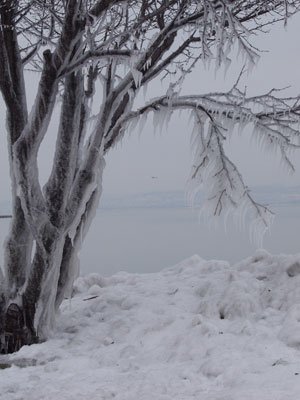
(4, 197, 33, 297)
(1, 230, 65, 353)
(55, 187, 102, 309)
(0, 182, 103, 354)
(1, 303, 38, 354)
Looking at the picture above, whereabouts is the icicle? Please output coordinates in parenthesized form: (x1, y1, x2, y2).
(138, 112, 148, 135)
(143, 82, 148, 100)
(131, 68, 143, 88)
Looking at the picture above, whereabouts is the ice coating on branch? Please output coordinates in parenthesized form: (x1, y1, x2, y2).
(138, 112, 148, 135)
(34, 243, 65, 338)
(129, 52, 143, 88)
(187, 109, 275, 246)
(131, 68, 143, 88)
(197, 0, 259, 71)
(153, 107, 173, 135)
(68, 157, 105, 245)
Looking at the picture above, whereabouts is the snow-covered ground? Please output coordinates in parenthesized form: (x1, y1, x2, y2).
(1, 250, 300, 400)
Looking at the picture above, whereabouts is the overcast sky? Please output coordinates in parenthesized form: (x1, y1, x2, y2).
(0, 14, 300, 201)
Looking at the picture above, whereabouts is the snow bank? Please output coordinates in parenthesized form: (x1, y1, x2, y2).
(1, 250, 300, 400)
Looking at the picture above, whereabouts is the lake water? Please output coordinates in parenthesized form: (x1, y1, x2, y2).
(1, 205, 298, 276)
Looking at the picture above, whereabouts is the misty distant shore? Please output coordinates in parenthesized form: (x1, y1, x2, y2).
(100, 185, 300, 210)
(0, 185, 299, 213)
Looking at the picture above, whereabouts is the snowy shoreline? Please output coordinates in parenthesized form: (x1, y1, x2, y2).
(1, 250, 300, 400)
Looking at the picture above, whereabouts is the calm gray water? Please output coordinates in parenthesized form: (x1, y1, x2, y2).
(0, 205, 299, 276)
(80, 205, 300, 275)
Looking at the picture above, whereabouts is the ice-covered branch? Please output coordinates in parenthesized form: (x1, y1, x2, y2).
(58, 49, 132, 77)
(44, 71, 85, 228)
(188, 116, 275, 245)
(89, 0, 129, 19)
(116, 87, 300, 240)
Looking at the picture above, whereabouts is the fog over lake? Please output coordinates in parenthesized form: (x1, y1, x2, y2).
(0, 188, 299, 276)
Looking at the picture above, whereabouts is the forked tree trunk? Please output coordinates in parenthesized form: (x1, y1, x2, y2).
(0, 1, 87, 353)
(0, 66, 103, 354)
(1, 216, 80, 353)
(0, 185, 102, 354)
(1, 200, 34, 354)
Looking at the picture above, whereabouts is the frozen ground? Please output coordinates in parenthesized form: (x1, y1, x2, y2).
(1, 250, 300, 400)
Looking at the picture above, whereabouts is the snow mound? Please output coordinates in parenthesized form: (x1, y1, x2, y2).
(2, 251, 300, 400)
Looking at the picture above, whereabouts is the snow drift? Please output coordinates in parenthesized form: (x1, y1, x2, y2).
(1, 250, 300, 400)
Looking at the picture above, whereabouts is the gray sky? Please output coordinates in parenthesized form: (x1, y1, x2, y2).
(0, 14, 300, 201)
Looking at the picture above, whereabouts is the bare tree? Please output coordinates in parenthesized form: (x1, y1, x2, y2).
(0, 0, 300, 353)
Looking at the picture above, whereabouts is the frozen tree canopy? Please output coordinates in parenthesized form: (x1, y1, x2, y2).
(0, 0, 300, 353)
